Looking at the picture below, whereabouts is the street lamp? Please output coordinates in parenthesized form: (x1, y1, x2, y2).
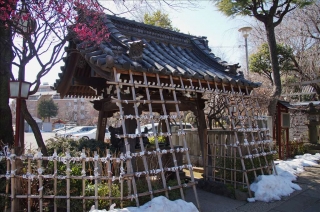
(238, 27, 252, 77)
(9, 80, 31, 148)
(12, 1, 37, 154)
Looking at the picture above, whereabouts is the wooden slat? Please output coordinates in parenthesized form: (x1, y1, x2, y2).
(113, 68, 139, 207)
(172, 76, 200, 208)
(66, 150, 70, 212)
(143, 72, 169, 198)
(11, 149, 15, 212)
(231, 85, 259, 178)
(82, 149, 86, 212)
(221, 83, 252, 197)
(129, 70, 153, 200)
(27, 150, 32, 212)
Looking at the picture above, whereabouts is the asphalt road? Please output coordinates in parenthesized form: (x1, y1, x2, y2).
(24, 132, 56, 150)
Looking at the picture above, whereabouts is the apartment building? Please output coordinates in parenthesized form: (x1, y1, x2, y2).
(25, 82, 98, 129)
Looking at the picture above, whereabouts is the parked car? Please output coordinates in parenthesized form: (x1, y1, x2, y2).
(135, 122, 194, 134)
(56, 126, 96, 138)
(53, 126, 74, 133)
(71, 128, 111, 141)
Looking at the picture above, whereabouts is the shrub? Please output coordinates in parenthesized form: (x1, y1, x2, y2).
(2, 138, 184, 211)
(148, 136, 166, 145)
(46, 137, 110, 156)
(85, 182, 122, 209)
(78, 138, 110, 156)
(0, 159, 9, 211)
(289, 140, 307, 157)
(46, 137, 80, 156)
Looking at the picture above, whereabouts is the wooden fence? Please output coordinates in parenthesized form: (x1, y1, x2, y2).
(171, 130, 202, 166)
(171, 129, 236, 166)
(0, 147, 198, 212)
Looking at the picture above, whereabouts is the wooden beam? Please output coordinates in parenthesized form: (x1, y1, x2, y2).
(73, 77, 107, 87)
(115, 70, 251, 91)
(96, 111, 108, 142)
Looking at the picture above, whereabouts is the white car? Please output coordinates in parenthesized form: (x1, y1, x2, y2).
(136, 122, 194, 134)
(53, 126, 74, 133)
(56, 126, 96, 138)
(71, 128, 111, 141)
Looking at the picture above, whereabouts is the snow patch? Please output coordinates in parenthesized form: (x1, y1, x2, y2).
(89, 196, 199, 212)
(249, 153, 320, 202)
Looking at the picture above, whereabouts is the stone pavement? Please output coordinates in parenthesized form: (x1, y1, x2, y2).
(185, 165, 320, 212)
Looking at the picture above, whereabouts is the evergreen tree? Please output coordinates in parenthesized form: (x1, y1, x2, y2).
(38, 99, 58, 122)
(249, 43, 294, 85)
(144, 10, 180, 32)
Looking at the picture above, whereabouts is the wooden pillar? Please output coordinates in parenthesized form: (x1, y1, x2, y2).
(96, 111, 108, 142)
(122, 105, 138, 151)
(196, 93, 208, 174)
(277, 104, 282, 159)
(286, 127, 289, 158)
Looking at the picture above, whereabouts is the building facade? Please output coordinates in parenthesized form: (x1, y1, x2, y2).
(24, 82, 98, 128)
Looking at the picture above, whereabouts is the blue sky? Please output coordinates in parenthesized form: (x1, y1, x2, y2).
(13, 1, 253, 86)
(167, 2, 252, 62)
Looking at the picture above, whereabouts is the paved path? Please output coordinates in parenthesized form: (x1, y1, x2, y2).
(186, 165, 320, 212)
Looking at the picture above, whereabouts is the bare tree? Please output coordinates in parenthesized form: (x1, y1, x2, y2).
(279, 2, 320, 96)
(1, 0, 109, 154)
(204, 93, 228, 130)
(249, 2, 320, 99)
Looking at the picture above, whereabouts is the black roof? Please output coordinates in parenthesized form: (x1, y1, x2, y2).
(54, 14, 260, 97)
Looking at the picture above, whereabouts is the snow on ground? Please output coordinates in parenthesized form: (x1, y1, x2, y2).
(89, 196, 199, 212)
(89, 153, 320, 211)
(248, 153, 320, 203)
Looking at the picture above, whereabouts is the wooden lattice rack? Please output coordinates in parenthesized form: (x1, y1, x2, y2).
(1, 68, 278, 211)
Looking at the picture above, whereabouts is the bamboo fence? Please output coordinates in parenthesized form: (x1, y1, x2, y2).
(0, 147, 196, 212)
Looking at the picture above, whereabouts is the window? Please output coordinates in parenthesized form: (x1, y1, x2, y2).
(281, 113, 290, 128)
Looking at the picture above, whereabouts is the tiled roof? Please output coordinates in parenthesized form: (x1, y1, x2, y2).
(54, 15, 260, 97)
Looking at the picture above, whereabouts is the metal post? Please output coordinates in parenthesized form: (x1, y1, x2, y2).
(238, 27, 252, 77)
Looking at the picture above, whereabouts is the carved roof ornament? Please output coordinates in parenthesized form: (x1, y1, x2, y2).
(127, 40, 146, 61)
(201, 36, 209, 48)
(227, 63, 241, 76)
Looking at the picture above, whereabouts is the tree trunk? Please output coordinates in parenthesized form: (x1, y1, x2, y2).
(0, 21, 14, 146)
(265, 22, 282, 117)
(21, 99, 48, 157)
(208, 117, 212, 130)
